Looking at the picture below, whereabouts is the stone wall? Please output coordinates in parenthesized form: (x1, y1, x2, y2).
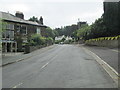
(24, 45, 43, 54)
(85, 39, 119, 48)
(24, 44, 52, 54)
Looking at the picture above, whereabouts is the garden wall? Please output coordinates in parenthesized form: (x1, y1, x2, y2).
(24, 44, 52, 54)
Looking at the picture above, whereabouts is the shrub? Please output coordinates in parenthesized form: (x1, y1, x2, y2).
(29, 34, 46, 46)
(55, 40, 62, 44)
(28, 34, 54, 46)
(45, 37, 53, 45)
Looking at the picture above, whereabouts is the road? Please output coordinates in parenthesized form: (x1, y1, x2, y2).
(2, 44, 117, 88)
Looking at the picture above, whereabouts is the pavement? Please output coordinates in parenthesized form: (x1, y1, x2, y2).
(1, 45, 56, 67)
(2, 44, 117, 88)
(81, 44, 119, 73)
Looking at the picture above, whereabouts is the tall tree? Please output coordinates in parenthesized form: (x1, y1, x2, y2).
(29, 16, 39, 23)
(103, 2, 119, 36)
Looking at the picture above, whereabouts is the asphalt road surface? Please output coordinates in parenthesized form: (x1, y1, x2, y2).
(2, 44, 117, 88)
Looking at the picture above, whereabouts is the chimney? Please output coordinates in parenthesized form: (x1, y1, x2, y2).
(39, 16, 43, 25)
(15, 11, 24, 19)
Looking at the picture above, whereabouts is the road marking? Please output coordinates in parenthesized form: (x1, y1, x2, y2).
(111, 49, 119, 53)
(93, 52, 118, 76)
(9, 46, 59, 89)
(41, 62, 49, 69)
(11, 83, 23, 89)
(10, 62, 50, 89)
(40, 51, 59, 70)
(81, 46, 118, 86)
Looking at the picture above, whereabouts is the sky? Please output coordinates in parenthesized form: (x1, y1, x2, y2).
(1, 0, 104, 29)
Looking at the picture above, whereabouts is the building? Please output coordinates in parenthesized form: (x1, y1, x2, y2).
(55, 35, 65, 41)
(1, 11, 47, 53)
(55, 35, 72, 41)
(77, 21, 87, 29)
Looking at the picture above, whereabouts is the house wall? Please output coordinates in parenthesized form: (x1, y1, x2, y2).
(14, 24, 42, 51)
(2, 20, 45, 52)
(14, 24, 27, 51)
(2, 22, 17, 52)
(37, 27, 41, 34)
(40, 27, 47, 37)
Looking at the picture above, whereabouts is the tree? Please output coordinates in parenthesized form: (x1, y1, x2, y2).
(103, 2, 119, 36)
(75, 17, 108, 40)
(29, 16, 39, 23)
(90, 17, 107, 39)
(0, 18, 2, 50)
(77, 25, 91, 40)
(44, 27, 55, 39)
(53, 30, 59, 37)
(54, 28, 63, 36)
(54, 24, 78, 37)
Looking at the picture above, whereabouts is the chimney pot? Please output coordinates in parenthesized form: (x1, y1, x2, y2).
(15, 11, 24, 19)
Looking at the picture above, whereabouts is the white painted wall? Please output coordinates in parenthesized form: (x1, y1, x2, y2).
(37, 27, 41, 34)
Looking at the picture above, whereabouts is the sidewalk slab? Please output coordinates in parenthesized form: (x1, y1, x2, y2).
(1, 45, 55, 66)
(81, 44, 118, 72)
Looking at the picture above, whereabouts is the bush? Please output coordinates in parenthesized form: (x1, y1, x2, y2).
(45, 37, 54, 45)
(28, 34, 54, 46)
(29, 34, 46, 46)
(55, 40, 62, 44)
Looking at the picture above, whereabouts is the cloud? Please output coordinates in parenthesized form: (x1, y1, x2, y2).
(0, 0, 104, 28)
(3, 4, 30, 14)
(35, 0, 103, 3)
(10, 4, 30, 12)
(104, 0, 120, 2)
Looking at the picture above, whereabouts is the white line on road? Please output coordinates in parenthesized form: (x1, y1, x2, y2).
(10, 47, 60, 89)
(10, 62, 50, 89)
(111, 49, 119, 53)
(40, 50, 59, 70)
(11, 83, 23, 89)
(90, 51, 118, 76)
(41, 62, 50, 69)
(81, 46, 118, 86)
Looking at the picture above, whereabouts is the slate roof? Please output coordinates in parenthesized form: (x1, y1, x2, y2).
(0, 11, 47, 27)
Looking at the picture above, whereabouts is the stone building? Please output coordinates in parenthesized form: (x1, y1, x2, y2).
(1, 11, 47, 52)
(77, 21, 87, 29)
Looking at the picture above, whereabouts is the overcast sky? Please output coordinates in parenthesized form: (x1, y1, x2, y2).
(1, 0, 104, 29)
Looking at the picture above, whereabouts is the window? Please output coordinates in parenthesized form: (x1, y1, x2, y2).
(6, 23, 14, 30)
(2, 32, 6, 38)
(5, 30, 14, 39)
(9, 31, 14, 38)
(20, 26, 27, 35)
(14, 24, 20, 33)
(6, 31, 9, 38)
(37, 27, 41, 34)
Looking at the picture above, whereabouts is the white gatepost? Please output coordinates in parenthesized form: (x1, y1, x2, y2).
(5, 42, 7, 53)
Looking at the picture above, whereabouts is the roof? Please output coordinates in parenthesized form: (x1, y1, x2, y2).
(0, 11, 47, 27)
